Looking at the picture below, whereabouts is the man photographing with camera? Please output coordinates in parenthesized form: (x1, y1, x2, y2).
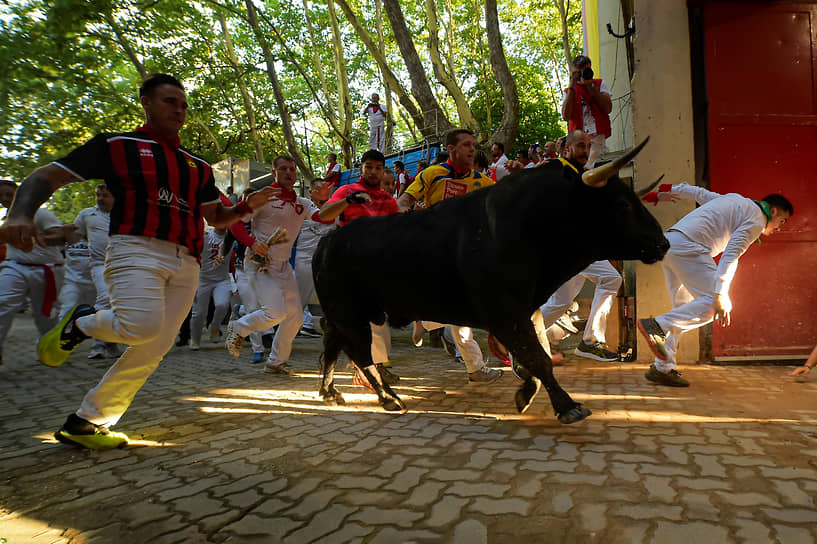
(561, 55, 612, 168)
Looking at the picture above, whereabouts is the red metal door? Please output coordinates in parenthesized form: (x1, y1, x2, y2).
(705, 2, 817, 359)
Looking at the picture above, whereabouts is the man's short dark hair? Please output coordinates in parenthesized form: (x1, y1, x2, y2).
(432, 151, 449, 165)
(95, 183, 109, 192)
(475, 150, 490, 170)
(310, 177, 325, 188)
(572, 55, 592, 67)
(273, 155, 296, 168)
(394, 160, 404, 170)
(139, 74, 184, 98)
(762, 194, 794, 215)
(445, 128, 473, 148)
(361, 149, 385, 165)
(492, 142, 505, 153)
(0, 180, 18, 190)
(327, 153, 337, 161)
(517, 149, 529, 159)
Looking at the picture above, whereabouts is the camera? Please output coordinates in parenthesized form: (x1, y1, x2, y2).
(580, 67, 594, 80)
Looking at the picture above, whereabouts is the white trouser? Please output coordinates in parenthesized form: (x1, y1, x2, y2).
(190, 277, 232, 344)
(74, 236, 199, 427)
(233, 260, 302, 365)
(0, 261, 64, 358)
(653, 231, 717, 371)
(369, 121, 385, 153)
(586, 133, 607, 169)
(58, 278, 96, 320)
(371, 321, 391, 364)
(235, 269, 263, 354)
(537, 260, 621, 352)
(294, 255, 315, 329)
(91, 261, 111, 312)
(422, 321, 484, 373)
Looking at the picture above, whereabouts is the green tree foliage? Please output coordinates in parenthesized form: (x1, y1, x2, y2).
(1, 0, 583, 220)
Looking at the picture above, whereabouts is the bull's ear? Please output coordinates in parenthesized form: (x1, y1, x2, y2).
(582, 136, 650, 188)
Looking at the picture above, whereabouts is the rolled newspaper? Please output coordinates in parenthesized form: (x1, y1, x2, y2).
(248, 226, 289, 265)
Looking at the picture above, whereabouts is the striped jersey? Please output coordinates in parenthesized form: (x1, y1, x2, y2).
(53, 125, 221, 260)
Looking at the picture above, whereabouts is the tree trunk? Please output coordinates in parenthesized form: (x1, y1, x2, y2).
(484, 0, 519, 149)
(554, 0, 574, 67)
(244, 0, 313, 180)
(375, 0, 394, 153)
(102, 11, 147, 79)
(335, 0, 427, 139)
(425, 0, 479, 134)
(383, 0, 453, 140)
(217, 12, 264, 163)
(327, 0, 354, 167)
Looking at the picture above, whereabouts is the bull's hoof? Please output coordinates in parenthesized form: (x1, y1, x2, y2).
(382, 397, 406, 412)
(514, 378, 542, 414)
(320, 388, 346, 406)
(557, 404, 592, 424)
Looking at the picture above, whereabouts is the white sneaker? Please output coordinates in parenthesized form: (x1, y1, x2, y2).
(189, 342, 200, 351)
(225, 321, 244, 358)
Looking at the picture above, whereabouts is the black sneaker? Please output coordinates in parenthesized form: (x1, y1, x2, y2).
(575, 341, 619, 362)
(376, 363, 400, 385)
(440, 332, 457, 358)
(54, 414, 128, 450)
(645, 364, 689, 387)
(638, 317, 668, 360)
(38, 304, 95, 367)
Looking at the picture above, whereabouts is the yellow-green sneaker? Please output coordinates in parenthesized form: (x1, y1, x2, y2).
(54, 414, 128, 450)
(38, 304, 95, 367)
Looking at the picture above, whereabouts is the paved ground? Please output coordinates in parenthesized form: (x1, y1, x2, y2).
(1, 314, 816, 544)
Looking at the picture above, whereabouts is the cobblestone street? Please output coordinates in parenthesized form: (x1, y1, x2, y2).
(1, 314, 816, 543)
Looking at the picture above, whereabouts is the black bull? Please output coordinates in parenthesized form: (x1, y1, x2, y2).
(312, 150, 669, 424)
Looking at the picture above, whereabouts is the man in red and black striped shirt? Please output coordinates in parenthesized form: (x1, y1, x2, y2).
(0, 74, 276, 450)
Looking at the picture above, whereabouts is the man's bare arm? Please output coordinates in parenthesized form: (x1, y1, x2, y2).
(201, 186, 279, 228)
(397, 192, 416, 213)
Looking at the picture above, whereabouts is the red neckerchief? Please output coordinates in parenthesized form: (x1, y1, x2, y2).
(371, 104, 380, 113)
(136, 124, 181, 149)
(445, 159, 471, 177)
(272, 182, 297, 203)
(326, 162, 337, 176)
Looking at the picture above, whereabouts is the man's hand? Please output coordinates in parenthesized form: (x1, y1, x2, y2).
(0, 218, 40, 252)
(713, 294, 732, 327)
(789, 366, 811, 377)
(345, 191, 371, 205)
(251, 240, 269, 257)
(245, 186, 281, 210)
(60, 224, 81, 245)
(504, 160, 525, 174)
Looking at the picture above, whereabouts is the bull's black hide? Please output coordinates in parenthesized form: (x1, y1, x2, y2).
(313, 158, 669, 423)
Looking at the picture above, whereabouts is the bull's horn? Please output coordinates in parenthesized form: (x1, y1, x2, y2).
(635, 174, 665, 198)
(582, 136, 650, 187)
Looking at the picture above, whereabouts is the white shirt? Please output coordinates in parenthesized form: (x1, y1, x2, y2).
(63, 240, 91, 284)
(361, 103, 387, 124)
(199, 228, 229, 282)
(296, 213, 336, 262)
(668, 183, 766, 297)
(247, 196, 320, 264)
(75, 206, 110, 263)
(561, 79, 611, 136)
(5, 208, 64, 264)
(491, 154, 508, 169)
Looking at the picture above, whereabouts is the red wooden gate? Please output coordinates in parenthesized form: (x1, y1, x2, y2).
(704, 2, 817, 359)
